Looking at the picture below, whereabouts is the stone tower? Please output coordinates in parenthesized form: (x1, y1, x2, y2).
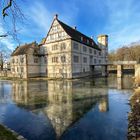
(97, 34, 108, 64)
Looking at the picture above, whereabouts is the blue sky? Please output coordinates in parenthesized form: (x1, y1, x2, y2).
(0, 0, 140, 52)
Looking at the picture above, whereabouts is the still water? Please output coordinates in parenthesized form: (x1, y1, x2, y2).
(0, 75, 133, 140)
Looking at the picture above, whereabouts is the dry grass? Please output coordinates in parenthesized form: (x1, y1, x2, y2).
(128, 88, 140, 140)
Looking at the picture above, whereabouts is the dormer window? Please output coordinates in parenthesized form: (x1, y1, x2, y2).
(92, 42, 94, 46)
(87, 39, 89, 44)
(81, 36, 83, 41)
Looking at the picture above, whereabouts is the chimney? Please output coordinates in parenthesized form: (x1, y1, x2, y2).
(73, 26, 77, 30)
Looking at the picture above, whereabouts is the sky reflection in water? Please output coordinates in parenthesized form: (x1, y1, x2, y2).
(0, 75, 133, 140)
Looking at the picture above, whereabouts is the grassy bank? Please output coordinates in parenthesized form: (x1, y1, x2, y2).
(0, 124, 18, 140)
(128, 88, 140, 140)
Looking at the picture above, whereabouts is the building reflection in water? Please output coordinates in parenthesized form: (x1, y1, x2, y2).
(108, 74, 134, 89)
(12, 79, 109, 138)
(45, 80, 109, 138)
(12, 81, 48, 109)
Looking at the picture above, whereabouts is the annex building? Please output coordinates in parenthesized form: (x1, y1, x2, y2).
(10, 15, 108, 79)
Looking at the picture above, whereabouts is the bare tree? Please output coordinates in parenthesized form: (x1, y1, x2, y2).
(108, 44, 140, 63)
(108, 50, 116, 62)
(0, 51, 7, 71)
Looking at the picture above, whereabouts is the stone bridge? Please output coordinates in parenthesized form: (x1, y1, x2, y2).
(107, 61, 138, 78)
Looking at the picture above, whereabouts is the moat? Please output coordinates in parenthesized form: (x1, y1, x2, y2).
(0, 75, 133, 140)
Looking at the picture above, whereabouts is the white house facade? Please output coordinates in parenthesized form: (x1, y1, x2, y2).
(42, 14, 108, 78)
(10, 15, 108, 79)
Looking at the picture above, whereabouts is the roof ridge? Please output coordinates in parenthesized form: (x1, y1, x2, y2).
(57, 19, 93, 41)
(19, 41, 36, 47)
(11, 41, 37, 56)
(57, 19, 100, 50)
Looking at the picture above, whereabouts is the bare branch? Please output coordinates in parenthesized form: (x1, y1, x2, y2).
(2, 0, 13, 18)
(0, 34, 8, 37)
(1, 0, 26, 43)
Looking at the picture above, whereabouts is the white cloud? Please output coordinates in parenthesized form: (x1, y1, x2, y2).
(19, 0, 79, 42)
(28, 1, 52, 34)
(104, 0, 140, 51)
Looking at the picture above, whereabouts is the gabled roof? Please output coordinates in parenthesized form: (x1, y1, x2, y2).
(57, 19, 101, 50)
(11, 42, 37, 56)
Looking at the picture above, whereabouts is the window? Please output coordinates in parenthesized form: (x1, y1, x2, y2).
(52, 44, 58, 50)
(16, 59, 18, 63)
(34, 58, 38, 63)
(99, 51, 101, 56)
(20, 58, 24, 63)
(61, 55, 66, 63)
(99, 60, 101, 64)
(83, 68, 85, 72)
(21, 67, 24, 72)
(87, 39, 89, 44)
(60, 43, 66, 50)
(89, 48, 92, 54)
(59, 32, 66, 37)
(94, 50, 96, 55)
(17, 67, 18, 72)
(58, 32, 62, 37)
(12, 59, 15, 63)
(61, 32, 66, 36)
(83, 46, 87, 52)
(52, 26, 58, 31)
(50, 34, 54, 40)
(94, 59, 96, 64)
(73, 42, 79, 50)
(83, 57, 87, 63)
(81, 36, 83, 41)
(44, 57, 47, 63)
(52, 57, 58, 63)
(54, 33, 58, 39)
(90, 56, 93, 63)
(73, 55, 79, 63)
